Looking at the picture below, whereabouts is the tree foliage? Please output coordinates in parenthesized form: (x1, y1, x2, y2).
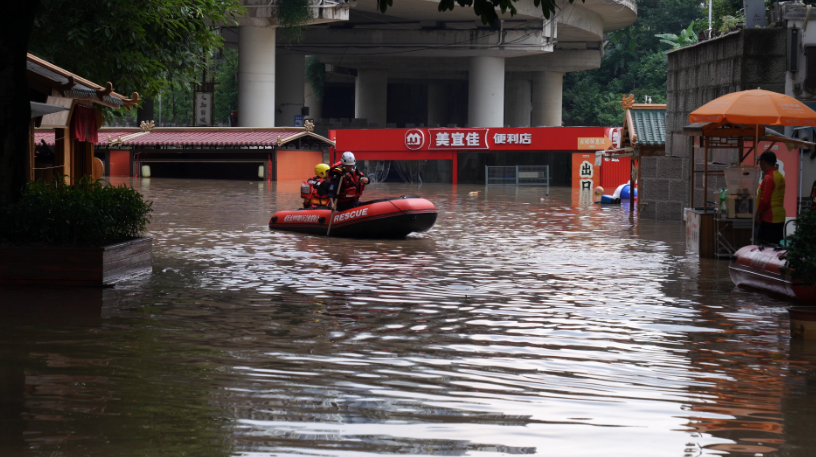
(277, 0, 313, 43)
(214, 49, 239, 123)
(781, 209, 816, 288)
(0, 178, 152, 247)
(563, 0, 711, 126)
(29, 0, 243, 101)
(656, 21, 699, 51)
(305, 56, 325, 103)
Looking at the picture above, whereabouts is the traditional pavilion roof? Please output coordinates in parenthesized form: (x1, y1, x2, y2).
(619, 95, 667, 150)
(27, 54, 139, 110)
(34, 127, 335, 148)
(630, 108, 667, 146)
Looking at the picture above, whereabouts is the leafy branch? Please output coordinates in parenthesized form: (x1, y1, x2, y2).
(781, 210, 816, 288)
(655, 20, 698, 51)
(277, 0, 313, 44)
(305, 56, 325, 102)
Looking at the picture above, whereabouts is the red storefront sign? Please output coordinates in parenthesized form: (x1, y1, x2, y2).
(335, 126, 612, 153)
(332, 126, 617, 184)
(429, 128, 490, 149)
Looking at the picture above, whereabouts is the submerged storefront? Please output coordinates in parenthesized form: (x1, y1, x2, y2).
(332, 127, 616, 185)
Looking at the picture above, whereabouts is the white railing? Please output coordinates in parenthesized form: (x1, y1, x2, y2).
(485, 165, 550, 192)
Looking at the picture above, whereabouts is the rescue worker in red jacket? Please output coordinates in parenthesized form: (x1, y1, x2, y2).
(755, 151, 786, 245)
(327, 151, 370, 211)
(301, 163, 331, 208)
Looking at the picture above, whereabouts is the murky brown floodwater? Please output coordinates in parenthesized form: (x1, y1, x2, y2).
(1, 178, 814, 457)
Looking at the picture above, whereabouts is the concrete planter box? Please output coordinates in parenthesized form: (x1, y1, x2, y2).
(0, 237, 152, 286)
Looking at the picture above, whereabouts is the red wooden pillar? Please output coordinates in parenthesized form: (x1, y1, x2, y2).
(452, 151, 458, 185)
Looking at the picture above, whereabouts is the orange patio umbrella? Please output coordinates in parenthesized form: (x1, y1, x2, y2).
(689, 88, 816, 126)
(689, 88, 816, 244)
(689, 88, 816, 157)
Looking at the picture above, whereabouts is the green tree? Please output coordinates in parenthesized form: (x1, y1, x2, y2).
(782, 210, 816, 288)
(162, 83, 195, 126)
(605, 27, 646, 77)
(562, 76, 624, 127)
(2, 0, 242, 203)
(214, 49, 239, 124)
(656, 21, 699, 50)
(29, 0, 242, 101)
(3, 0, 576, 203)
(305, 56, 325, 104)
(561, 0, 707, 126)
(636, 0, 706, 50)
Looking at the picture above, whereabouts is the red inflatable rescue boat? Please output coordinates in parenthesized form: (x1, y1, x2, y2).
(269, 195, 437, 238)
(729, 245, 815, 302)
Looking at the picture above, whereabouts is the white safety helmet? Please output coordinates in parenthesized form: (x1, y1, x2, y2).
(340, 151, 356, 166)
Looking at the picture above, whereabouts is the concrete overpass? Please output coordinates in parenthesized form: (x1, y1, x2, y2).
(223, 0, 636, 128)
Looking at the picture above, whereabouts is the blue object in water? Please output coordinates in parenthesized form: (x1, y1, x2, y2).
(600, 195, 621, 204)
(620, 184, 638, 200)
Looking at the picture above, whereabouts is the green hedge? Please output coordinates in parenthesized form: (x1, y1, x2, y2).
(0, 178, 152, 247)
(782, 209, 816, 288)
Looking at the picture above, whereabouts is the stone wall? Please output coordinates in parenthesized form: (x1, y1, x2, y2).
(640, 156, 687, 220)
(642, 28, 787, 221)
(666, 28, 787, 153)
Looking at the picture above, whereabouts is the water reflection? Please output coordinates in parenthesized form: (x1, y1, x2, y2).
(0, 178, 812, 456)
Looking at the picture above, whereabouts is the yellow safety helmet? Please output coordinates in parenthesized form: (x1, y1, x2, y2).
(315, 163, 330, 178)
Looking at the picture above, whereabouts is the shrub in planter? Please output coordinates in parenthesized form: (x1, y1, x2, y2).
(0, 178, 152, 247)
(782, 209, 816, 288)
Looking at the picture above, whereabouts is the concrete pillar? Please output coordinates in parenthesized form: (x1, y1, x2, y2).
(238, 26, 276, 127)
(468, 56, 505, 127)
(355, 69, 388, 127)
(275, 54, 305, 126)
(532, 71, 563, 127)
(504, 80, 531, 127)
(427, 83, 450, 127)
(304, 81, 322, 121)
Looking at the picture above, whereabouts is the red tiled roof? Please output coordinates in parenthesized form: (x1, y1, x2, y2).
(35, 130, 57, 147)
(34, 128, 332, 148)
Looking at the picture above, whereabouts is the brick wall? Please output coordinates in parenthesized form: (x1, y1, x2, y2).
(642, 28, 787, 221)
(666, 28, 787, 155)
(640, 156, 687, 220)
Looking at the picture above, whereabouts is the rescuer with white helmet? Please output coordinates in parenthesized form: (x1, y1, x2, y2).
(341, 151, 356, 167)
(327, 151, 370, 211)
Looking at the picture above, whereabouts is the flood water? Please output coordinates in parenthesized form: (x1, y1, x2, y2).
(1, 178, 814, 457)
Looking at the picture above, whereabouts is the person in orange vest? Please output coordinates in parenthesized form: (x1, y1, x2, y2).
(301, 163, 331, 208)
(755, 151, 786, 245)
(327, 151, 370, 211)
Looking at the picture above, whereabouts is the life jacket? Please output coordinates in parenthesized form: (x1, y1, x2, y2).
(756, 169, 786, 223)
(328, 167, 366, 203)
(300, 180, 313, 200)
(302, 176, 330, 207)
(308, 178, 330, 206)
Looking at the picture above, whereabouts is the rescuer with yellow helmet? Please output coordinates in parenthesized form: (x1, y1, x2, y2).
(314, 163, 330, 179)
(301, 163, 332, 208)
